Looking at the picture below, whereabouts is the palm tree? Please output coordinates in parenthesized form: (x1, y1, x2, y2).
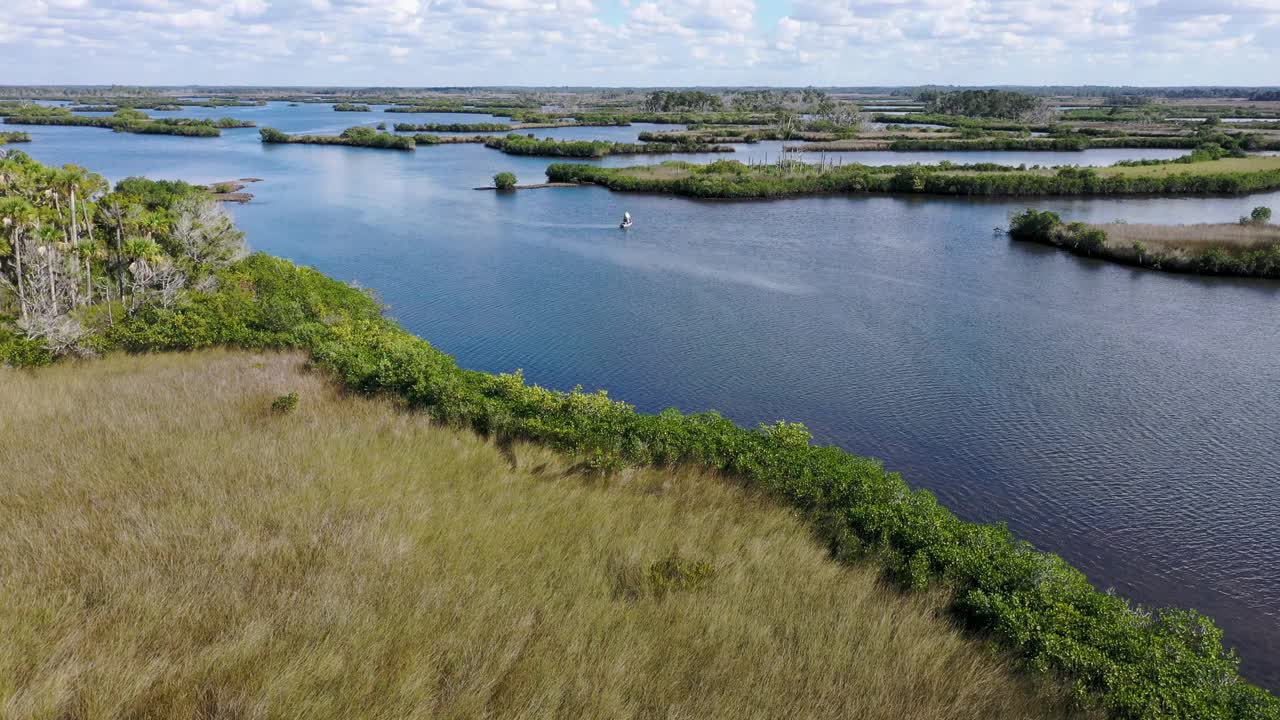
(0, 197, 37, 320)
(100, 192, 142, 301)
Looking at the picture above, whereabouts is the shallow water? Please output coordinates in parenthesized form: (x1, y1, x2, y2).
(16, 101, 1280, 688)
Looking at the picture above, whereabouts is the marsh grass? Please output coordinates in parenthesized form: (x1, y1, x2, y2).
(1092, 222, 1280, 254)
(0, 351, 1079, 720)
(1099, 155, 1280, 177)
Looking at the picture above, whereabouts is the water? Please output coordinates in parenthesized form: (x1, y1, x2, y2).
(14, 102, 1280, 689)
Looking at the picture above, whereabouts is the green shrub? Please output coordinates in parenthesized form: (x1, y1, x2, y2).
(646, 552, 716, 597)
(1008, 209, 1062, 240)
(493, 172, 517, 190)
(271, 391, 300, 414)
(1240, 206, 1272, 226)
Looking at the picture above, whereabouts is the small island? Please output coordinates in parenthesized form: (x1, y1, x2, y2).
(260, 126, 416, 150)
(544, 154, 1280, 199)
(4, 107, 254, 137)
(1009, 206, 1279, 278)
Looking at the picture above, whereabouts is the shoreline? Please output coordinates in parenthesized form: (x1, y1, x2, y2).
(1008, 210, 1280, 279)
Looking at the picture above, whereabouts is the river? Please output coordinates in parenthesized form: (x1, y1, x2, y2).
(14, 101, 1280, 688)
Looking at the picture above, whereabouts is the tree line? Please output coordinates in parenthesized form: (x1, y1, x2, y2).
(0, 152, 247, 360)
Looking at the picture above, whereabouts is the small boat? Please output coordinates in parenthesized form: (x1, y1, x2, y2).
(620, 211, 633, 229)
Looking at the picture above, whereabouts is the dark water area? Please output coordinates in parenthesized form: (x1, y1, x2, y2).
(16, 102, 1280, 689)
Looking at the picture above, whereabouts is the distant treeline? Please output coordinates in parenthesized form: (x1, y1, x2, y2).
(547, 158, 1280, 199)
(920, 90, 1044, 119)
(485, 135, 733, 158)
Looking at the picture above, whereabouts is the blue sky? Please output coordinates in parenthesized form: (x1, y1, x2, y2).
(3, 0, 1279, 87)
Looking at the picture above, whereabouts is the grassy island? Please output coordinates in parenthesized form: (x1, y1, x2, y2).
(0, 131, 30, 144)
(486, 135, 733, 158)
(1009, 207, 1280, 278)
(333, 103, 371, 112)
(4, 108, 253, 137)
(3, 152, 1278, 720)
(260, 126, 416, 150)
(545, 155, 1280, 199)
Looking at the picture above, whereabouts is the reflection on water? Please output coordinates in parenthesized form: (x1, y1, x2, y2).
(17, 102, 1280, 690)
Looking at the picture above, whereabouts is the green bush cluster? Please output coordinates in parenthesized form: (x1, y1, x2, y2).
(271, 391, 300, 414)
(333, 103, 370, 112)
(493, 172, 517, 190)
(1240, 206, 1272, 226)
(0, 131, 30, 144)
(1008, 209, 1106, 254)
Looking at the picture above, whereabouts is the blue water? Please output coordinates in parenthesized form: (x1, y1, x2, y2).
(14, 102, 1280, 688)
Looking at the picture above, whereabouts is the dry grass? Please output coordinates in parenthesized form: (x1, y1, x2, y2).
(1097, 155, 1280, 177)
(0, 351, 1080, 720)
(620, 164, 695, 181)
(1092, 222, 1280, 254)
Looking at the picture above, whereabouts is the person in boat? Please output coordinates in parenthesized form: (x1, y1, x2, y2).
(620, 211, 632, 228)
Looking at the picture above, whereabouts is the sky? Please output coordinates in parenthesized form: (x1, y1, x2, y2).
(2, 0, 1279, 87)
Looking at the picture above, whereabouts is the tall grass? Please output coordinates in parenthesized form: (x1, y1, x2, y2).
(0, 350, 1077, 720)
(1094, 222, 1280, 253)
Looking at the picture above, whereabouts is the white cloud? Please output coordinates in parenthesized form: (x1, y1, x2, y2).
(0, 0, 1276, 85)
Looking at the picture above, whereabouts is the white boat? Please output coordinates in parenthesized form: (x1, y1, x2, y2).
(620, 211, 632, 229)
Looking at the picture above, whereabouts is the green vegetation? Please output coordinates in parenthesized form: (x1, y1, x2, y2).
(884, 132, 1278, 153)
(412, 133, 495, 145)
(3, 107, 253, 137)
(270, 389, 300, 413)
(259, 126, 416, 150)
(493, 171, 517, 190)
(924, 90, 1046, 119)
(0, 131, 29, 144)
(0, 152, 246, 363)
(871, 112, 1049, 131)
(486, 135, 733, 158)
(3, 155, 1278, 718)
(394, 122, 511, 132)
(1241, 206, 1272, 225)
(0, 350, 1077, 720)
(1009, 208, 1280, 277)
(642, 90, 723, 112)
(333, 103, 371, 112)
(546, 155, 1280, 199)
